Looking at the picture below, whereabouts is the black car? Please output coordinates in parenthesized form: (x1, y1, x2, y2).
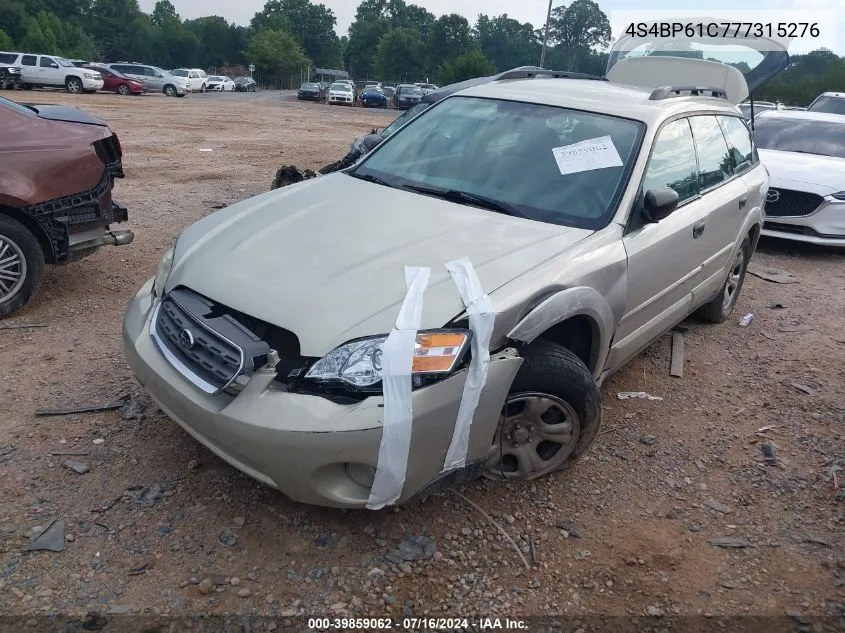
(234, 76, 257, 92)
(394, 84, 423, 109)
(297, 82, 322, 101)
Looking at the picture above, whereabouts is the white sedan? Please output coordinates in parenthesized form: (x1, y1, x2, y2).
(754, 110, 845, 247)
(207, 75, 235, 92)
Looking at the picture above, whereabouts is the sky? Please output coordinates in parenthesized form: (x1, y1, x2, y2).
(137, 0, 845, 53)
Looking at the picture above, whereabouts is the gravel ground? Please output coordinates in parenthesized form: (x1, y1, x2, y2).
(0, 90, 843, 627)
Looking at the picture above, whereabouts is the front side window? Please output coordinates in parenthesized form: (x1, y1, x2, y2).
(808, 96, 845, 115)
(642, 119, 699, 203)
(21, 55, 36, 66)
(355, 96, 644, 230)
(39, 57, 56, 67)
(753, 116, 845, 159)
(718, 116, 757, 173)
(689, 116, 733, 189)
(146, 67, 161, 77)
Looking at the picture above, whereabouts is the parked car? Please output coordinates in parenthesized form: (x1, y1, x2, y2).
(738, 100, 777, 120)
(807, 92, 845, 115)
(328, 82, 354, 105)
(0, 96, 132, 317)
(106, 63, 189, 97)
(753, 110, 845, 246)
(234, 76, 256, 92)
(297, 82, 322, 101)
(207, 75, 235, 92)
(0, 52, 21, 90)
(171, 68, 208, 92)
(1, 52, 103, 93)
(416, 82, 438, 94)
(85, 65, 145, 95)
(361, 86, 387, 108)
(394, 84, 423, 109)
(124, 24, 786, 509)
(383, 85, 396, 99)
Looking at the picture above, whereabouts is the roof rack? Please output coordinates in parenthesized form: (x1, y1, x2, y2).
(649, 86, 728, 101)
(495, 66, 606, 82)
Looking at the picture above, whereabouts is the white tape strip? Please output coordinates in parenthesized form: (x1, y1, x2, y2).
(442, 257, 495, 473)
(366, 266, 430, 510)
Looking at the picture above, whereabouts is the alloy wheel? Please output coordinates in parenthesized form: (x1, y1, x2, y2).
(0, 235, 27, 305)
(484, 392, 581, 480)
(722, 248, 745, 311)
(67, 79, 82, 94)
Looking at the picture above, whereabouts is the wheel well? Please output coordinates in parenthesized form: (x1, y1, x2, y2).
(534, 315, 598, 372)
(0, 206, 55, 263)
(65, 75, 81, 83)
(747, 223, 761, 252)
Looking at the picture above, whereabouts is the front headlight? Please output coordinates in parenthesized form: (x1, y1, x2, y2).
(152, 245, 175, 298)
(305, 329, 471, 390)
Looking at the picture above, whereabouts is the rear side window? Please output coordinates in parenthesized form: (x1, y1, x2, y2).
(689, 116, 733, 189)
(0, 53, 17, 64)
(717, 116, 757, 174)
(21, 55, 36, 66)
(642, 119, 699, 203)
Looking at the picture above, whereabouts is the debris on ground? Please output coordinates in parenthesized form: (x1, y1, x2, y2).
(218, 528, 238, 547)
(747, 263, 798, 284)
(36, 396, 129, 417)
(120, 396, 146, 421)
(0, 323, 47, 331)
(639, 435, 657, 445)
(62, 460, 90, 474)
(23, 519, 65, 552)
(617, 392, 663, 401)
(271, 165, 318, 189)
(768, 302, 787, 309)
(386, 536, 436, 563)
(705, 498, 733, 514)
(739, 313, 754, 327)
(709, 537, 753, 549)
(0, 444, 15, 463)
(791, 382, 817, 396)
(554, 520, 582, 539)
(126, 483, 164, 507)
(670, 331, 684, 377)
(760, 442, 777, 464)
(92, 438, 105, 445)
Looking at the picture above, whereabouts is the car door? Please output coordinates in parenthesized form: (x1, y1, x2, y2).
(38, 56, 62, 86)
(19, 54, 38, 84)
(611, 118, 710, 367)
(143, 67, 164, 91)
(686, 115, 750, 303)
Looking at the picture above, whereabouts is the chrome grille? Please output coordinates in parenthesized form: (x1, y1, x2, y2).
(765, 188, 824, 217)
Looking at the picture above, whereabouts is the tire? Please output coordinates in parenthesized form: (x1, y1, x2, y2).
(0, 215, 45, 319)
(484, 340, 602, 480)
(164, 84, 176, 97)
(696, 235, 751, 323)
(117, 83, 130, 95)
(201, 83, 206, 93)
(65, 77, 83, 94)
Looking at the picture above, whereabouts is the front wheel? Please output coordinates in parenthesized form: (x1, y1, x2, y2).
(66, 77, 83, 94)
(485, 340, 602, 480)
(0, 216, 45, 319)
(163, 84, 176, 97)
(200, 84, 206, 93)
(696, 235, 751, 323)
(117, 83, 130, 95)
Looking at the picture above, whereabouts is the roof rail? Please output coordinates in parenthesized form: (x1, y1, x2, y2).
(495, 66, 606, 82)
(649, 86, 728, 101)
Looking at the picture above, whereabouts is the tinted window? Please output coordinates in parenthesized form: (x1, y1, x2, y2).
(643, 119, 699, 203)
(356, 96, 643, 230)
(718, 116, 757, 173)
(39, 57, 56, 67)
(753, 116, 845, 159)
(22, 55, 36, 67)
(808, 96, 845, 115)
(145, 67, 159, 77)
(689, 116, 733, 189)
(0, 53, 17, 64)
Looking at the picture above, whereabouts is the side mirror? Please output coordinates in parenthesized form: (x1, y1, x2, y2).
(642, 187, 680, 223)
(51, 63, 59, 68)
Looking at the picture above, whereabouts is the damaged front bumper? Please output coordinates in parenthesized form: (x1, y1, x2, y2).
(123, 280, 523, 508)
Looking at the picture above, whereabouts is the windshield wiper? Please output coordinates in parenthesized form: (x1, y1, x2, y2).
(349, 172, 395, 188)
(402, 184, 526, 218)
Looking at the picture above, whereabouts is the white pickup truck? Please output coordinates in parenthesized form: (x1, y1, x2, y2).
(1, 52, 103, 93)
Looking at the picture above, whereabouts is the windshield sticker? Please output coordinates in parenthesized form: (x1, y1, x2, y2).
(552, 135, 623, 175)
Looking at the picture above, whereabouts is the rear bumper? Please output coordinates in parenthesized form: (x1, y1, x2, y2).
(82, 77, 104, 91)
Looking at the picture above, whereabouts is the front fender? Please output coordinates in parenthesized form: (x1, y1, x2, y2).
(506, 286, 615, 379)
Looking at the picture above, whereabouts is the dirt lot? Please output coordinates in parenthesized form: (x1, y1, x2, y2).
(0, 90, 843, 628)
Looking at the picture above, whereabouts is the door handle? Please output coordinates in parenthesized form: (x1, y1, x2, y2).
(739, 197, 748, 209)
(693, 221, 706, 239)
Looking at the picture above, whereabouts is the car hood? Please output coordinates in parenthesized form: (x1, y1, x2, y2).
(167, 174, 593, 355)
(29, 105, 107, 127)
(759, 149, 844, 193)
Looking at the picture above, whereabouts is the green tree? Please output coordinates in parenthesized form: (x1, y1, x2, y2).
(186, 16, 245, 69)
(0, 0, 31, 43)
(150, 0, 178, 27)
(20, 18, 58, 53)
(0, 28, 12, 50)
(427, 14, 473, 73)
(474, 14, 539, 72)
(89, 0, 152, 62)
(374, 28, 425, 82)
(438, 48, 495, 85)
(345, 18, 389, 78)
(548, 0, 611, 71)
(251, 0, 341, 68)
(245, 28, 311, 87)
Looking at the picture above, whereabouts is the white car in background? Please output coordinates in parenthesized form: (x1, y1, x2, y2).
(754, 110, 845, 246)
(207, 75, 235, 91)
(327, 82, 354, 105)
(171, 68, 207, 92)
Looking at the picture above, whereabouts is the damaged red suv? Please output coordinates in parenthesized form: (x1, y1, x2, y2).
(0, 96, 133, 317)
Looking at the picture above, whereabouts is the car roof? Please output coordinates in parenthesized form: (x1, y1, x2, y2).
(817, 92, 845, 98)
(452, 77, 741, 124)
(755, 110, 845, 123)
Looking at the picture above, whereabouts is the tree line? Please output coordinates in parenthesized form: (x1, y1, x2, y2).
(0, 0, 842, 100)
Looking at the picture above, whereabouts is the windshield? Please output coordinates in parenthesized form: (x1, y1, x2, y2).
(403, 86, 422, 95)
(331, 83, 351, 91)
(0, 95, 36, 116)
(754, 116, 845, 158)
(381, 103, 429, 138)
(209, 76, 225, 81)
(354, 96, 643, 230)
(808, 96, 845, 115)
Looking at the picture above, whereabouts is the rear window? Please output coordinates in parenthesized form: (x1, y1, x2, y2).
(753, 116, 845, 159)
(807, 96, 845, 115)
(689, 116, 733, 189)
(0, 53, 17, 64)
(717, 116, 757, 173)
(171, 69, 188, 77)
